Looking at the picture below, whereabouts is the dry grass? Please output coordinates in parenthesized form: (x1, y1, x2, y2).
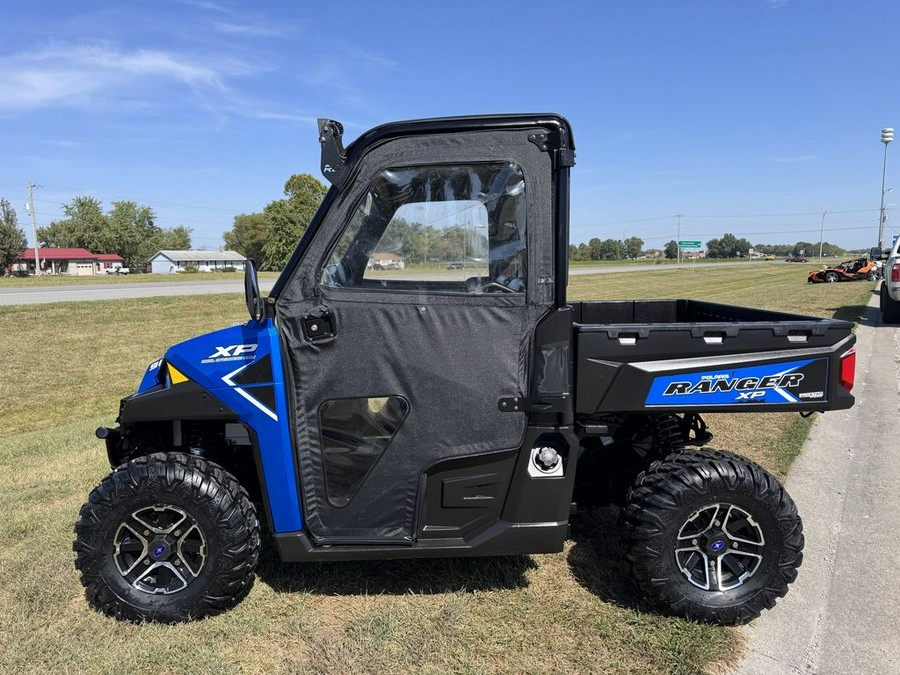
(0, 267, 873, 674)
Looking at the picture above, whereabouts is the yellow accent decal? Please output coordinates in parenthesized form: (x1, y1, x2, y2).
(168, 364, 189, 385)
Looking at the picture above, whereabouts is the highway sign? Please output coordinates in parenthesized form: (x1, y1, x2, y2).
(678, 240, 701, 249)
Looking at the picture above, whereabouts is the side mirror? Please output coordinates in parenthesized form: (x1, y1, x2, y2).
(244, 259, 265, 322)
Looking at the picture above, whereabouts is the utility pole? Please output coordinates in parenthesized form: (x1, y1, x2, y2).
(26, 182, 40, 275)
(818, 211, 827, 262)
(676, 214, 682, 267)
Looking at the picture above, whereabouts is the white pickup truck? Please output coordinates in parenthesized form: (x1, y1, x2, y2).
(881, 236, 900, 323)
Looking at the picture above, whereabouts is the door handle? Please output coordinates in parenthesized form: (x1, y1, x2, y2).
(302, 310, 336, 343)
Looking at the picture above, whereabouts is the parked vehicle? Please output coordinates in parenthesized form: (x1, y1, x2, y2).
(76, 114, 857, 627)
(447, 261, 465, 269)
(807, 258, 878, 283)
(105, 267, 130, 275)
(786, 256, 808, 263)
(881, 237, 900, 322)
(372, 261, 400, 270)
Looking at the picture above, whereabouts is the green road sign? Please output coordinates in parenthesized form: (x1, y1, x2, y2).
(678, 240, 701, 248)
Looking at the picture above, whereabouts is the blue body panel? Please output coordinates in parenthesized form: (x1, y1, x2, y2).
(645, 358, 823, 406)
(146, 320, 302, 533)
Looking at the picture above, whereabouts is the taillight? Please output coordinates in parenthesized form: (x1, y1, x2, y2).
(891, 263, 900, 282)
(839, 347, 856, 392)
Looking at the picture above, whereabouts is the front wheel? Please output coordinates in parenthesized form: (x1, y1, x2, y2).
(824, 271, 840, 283)
(622, 450, 803, 625)
(74, 453, 260, 622)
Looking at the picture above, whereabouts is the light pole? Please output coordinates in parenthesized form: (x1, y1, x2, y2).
(818, 211, 827, 262)
(878, 128, 894, 254)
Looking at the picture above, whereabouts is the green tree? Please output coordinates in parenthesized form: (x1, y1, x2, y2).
(706, 233, 751, 259)
(224, 213, 268, 264)
(664, 240, 678, 259)
(38, 196, 110, 252)
(586, 237, 603, 260)
(107, 201, 159, 269)
(791, 241, 814, 257)
(0, 198, 28, 274)
(262, 174, 328, 270)
(624, 236, 644, 259)
(600, 238, 626, 260)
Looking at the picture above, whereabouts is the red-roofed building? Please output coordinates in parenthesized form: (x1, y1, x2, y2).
(13, 248, 125, 276)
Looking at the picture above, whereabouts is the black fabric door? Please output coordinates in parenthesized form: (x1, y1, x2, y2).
(276, 129, 556, 543)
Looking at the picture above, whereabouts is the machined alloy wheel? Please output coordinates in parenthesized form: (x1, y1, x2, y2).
(674, 502, 764, 592)
(622, 449, 803, 625)
(113, 505, 207, 595)
(825, 271, 840, 282)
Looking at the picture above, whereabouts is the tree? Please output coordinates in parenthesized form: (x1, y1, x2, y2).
(624, 236, 644, 259)
(262, 174, 328, 270)
(0, 198, 27, 274)
(586, 237, 603, 260)
(600, 238, 626, 260)
(107, 201, 159, 269)
(706, 233, 751, 259)
(224, 213, 268, 265)
(38, 196, 110, 252)
(664, 240, 678, 259)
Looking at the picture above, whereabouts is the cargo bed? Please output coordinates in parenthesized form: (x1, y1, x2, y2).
(572, 299, 856, 415)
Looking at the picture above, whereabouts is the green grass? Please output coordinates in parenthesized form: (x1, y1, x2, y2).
(0, 271, 279, 287)
(0, 267, 874, 674)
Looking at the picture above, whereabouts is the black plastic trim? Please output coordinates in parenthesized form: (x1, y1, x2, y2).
(119, 382, 239, 424)
(274, 519, 568, 562)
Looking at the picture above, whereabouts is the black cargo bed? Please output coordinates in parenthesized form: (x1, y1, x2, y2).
(572, 299, 856, 415)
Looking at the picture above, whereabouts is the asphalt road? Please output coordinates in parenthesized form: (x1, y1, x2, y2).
(0, 279, 277, 305)
(732, 288, 900, 675)
(0, 260, 782, 305)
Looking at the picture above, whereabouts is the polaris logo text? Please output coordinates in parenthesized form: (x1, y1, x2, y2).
(202, 344, 258, 364)
(662, 373, 804, 397)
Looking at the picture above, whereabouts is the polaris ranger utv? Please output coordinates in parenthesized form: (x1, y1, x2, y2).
(75, 114, 857, 625)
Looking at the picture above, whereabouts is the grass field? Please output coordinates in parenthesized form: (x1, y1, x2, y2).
(0, 266, 874, 674)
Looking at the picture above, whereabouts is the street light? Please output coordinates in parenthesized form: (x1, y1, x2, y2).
(878, 128, 894, 254)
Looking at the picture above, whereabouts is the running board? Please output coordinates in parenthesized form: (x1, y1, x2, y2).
(274, 519, 568, 562)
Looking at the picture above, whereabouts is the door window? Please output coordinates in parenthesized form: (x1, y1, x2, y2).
(318, 396, 410, 507)
(321, 163, 526, 294)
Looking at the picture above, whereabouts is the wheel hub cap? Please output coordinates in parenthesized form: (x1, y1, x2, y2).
(674, 503, 766, 592)
(113, 504, 207, 595)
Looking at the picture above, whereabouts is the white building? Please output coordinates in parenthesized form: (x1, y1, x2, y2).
(149, 250, 247, 274)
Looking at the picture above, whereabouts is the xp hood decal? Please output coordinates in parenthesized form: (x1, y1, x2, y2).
(646, 358, 829, 406)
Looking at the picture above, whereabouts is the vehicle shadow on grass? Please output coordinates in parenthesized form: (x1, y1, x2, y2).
(255, 541, 537, 596)
(566, 505, 653, 614)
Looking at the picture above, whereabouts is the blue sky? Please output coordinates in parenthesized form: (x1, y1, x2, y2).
(1, 0, 898, 252)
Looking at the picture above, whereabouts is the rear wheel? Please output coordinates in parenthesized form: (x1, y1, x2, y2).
(882, 283, 900, 323)
(622, 449, 803, 625)
(74, 453, 260, 622)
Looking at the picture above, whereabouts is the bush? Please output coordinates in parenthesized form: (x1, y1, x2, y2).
(184, 262, 199, 273)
